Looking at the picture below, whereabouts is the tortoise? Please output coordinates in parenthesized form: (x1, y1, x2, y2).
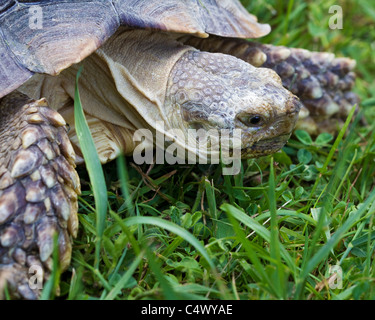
(0, 0, 358, 299)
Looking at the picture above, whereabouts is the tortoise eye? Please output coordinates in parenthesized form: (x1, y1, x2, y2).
(238, 114, 265, 127)
(250, 116, 261, 125)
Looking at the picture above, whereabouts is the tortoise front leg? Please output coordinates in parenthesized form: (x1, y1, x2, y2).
(0, 92, 80, 299)
(181, 35, 359, 134)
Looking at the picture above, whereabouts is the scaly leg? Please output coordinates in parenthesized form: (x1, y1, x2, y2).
(0, 92, 80, 299)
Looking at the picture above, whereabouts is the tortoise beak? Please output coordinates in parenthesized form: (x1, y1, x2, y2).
(241, 132, 293, 157)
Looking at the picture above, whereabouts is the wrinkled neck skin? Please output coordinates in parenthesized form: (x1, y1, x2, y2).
(19, 28, 300, 163)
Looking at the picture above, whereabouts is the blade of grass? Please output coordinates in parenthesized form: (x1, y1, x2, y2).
(309, 105, 357, 198)
(117, 154, 135, 216)
(40, 234, 60, 300)
(74, 66, 108, 270)
(72, 254, 112, 292)
(67, 268, 84, 300)
(144, 247, 178, 300)
(267, 158, 286, 299)
(226, 212, 278, 298)
(119, 216, 215, 271)
(205, 178, 218, 233)
(221, 203, 296, 275)
(104, 250, 145, 300)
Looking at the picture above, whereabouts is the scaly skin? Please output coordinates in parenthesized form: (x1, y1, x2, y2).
(0, 92, 80, 299)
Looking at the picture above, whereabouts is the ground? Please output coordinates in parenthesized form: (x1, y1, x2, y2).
(42, 0, 375, 300)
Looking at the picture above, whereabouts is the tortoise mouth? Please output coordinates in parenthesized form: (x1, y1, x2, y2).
(241, 132, 292, 158)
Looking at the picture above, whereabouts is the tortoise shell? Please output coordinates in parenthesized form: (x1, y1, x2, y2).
(0, 0, 270, 99)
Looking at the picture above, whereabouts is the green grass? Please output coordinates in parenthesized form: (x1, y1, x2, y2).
(57, 0, 375, 300)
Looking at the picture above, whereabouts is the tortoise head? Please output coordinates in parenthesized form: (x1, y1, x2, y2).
(165, 51, 301, 158)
